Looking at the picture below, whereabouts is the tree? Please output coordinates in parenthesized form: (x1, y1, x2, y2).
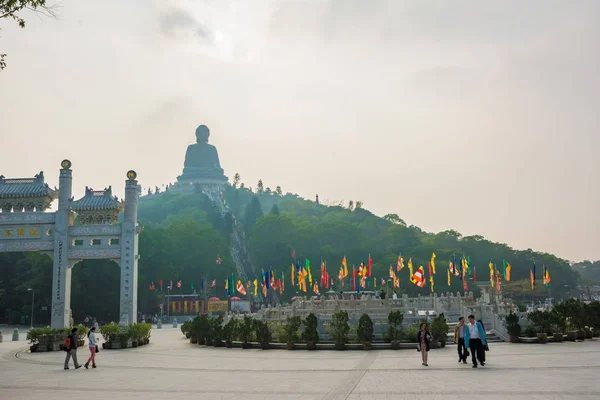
(383, 213, 406, 226)
(355, 201, 363, 210)
(233, 173, 241, 188)
(265, 187, 272, 195)
(1, 0, 57, 70)
(275, 186, 283, 196)
(256, 179, 264, 194)
(244, 195, 263, 234)
(348, 200, 354, 211)
(270, 204, 280, 216)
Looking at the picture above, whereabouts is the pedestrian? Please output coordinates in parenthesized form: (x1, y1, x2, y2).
(417, 322, 432, 366)
(477, 319, 489, 363)
(379, 290, 386, 300)
(454, 317, 468, 364)
(464, 315, 487, 368)
(392, 291, 398, 300)
(85, 326, 98, 369)
(64, 327, 82, 370)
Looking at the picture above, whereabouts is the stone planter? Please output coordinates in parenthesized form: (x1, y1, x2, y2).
(77, 340, 85, 347)
(430, 340, 440, 349)
(102, 342, 108, 350)
(111, 341, 121, 349)
(185, 333, 191, 339)
(362, 343, 373, 351)
(509, 335, 519, 343)
(190, 336, 198, 344)
(213, 339, 224, 348)
(576, 330, 586, 341)
(132, 341, 139, 348)
(198, 338, 206, 345)
(566, 331, 577, 342)
(334, 343, 346, 351)
(226, 340, 233, 348)
(306, 341, 317, 351)
(241, 342, 252, 349)
(390, 341, 401, 350)
(536, 333, 548, 344)
(286, 342, 295, 350)
(553, 333, 563, 342)
(260, 342, 270, 350)
(585, 330, 593, 339)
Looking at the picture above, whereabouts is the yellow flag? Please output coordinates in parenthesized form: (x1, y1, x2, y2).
(447, 268, 451, 286)
(408, 258, 414, 275)
(253, 279, 258, 296)
(431, 253, 436, 274)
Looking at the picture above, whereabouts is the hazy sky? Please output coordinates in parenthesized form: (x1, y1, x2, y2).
(1, 0, 598, 262)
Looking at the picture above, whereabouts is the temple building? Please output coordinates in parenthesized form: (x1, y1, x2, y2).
(175, 124, 228, 190)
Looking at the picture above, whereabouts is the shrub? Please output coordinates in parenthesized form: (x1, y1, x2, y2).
(505, 312, 521, 337)
(284, 316, 302, 344)
(26, 326, 54, 344)
(388, 311, 404, 343)
(563, 298, 586, 330)
(181, 320, 192, 336)
(236, 316, 255, 344)
(404, 324, 419, 342)
(100, 322, 121, 344)
(302, 313, 319, 344)
(523, 325, 537, 338)
(223, 318, 237, 342)
(357, 314, 374, 345)
(430, 313, 449, 346)
(527, 310, 552, 334)
(551, 303, 568, 333)
(329, 311, 350, 346)
(516, 303, 527, 312)
(191, 315, 211, 342)
(211, 316, 224, 342)
(254, 320, 272, 344)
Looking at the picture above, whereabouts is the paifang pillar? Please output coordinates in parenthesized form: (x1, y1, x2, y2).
(51, 160, 74, 329)
(119, 170, 140, 326)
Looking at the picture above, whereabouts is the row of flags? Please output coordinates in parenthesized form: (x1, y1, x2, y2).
(148, 253, 552, 296)
(149, 279, 216, 291)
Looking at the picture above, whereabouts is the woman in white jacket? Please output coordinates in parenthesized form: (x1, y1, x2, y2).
(85, 327, 98, 369)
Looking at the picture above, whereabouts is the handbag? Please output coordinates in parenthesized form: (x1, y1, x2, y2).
(95, 345, 99, 353)
(484, 344, 489, 352)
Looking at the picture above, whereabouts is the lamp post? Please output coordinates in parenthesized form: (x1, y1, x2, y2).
(167, 285, 171, 323)
(27, 288, 34, 329)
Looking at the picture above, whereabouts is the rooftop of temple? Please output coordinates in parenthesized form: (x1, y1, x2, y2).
(0, 172, 58, 199)
(70, 186, 124, 212)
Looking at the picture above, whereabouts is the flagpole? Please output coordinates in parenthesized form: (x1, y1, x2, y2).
(167, 285, 171, 323)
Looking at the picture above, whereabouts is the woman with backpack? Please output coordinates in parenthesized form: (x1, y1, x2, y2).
(85, 326, 98, 369)
(417, 322, 433, 366)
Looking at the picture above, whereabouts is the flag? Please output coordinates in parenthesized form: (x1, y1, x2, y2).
(211, 279, 216, 288)
(397, 254, 404, 271)
(530, 269, 535, 290)
(410, 265, 426, 288)
(270, 268, 275, 289)
(225, 279, 229, 295)
(473, 266, 477, 284)
(313, 283, 320, 295)
(408, 258, 414, 275)
(389, 265, 394, 279)
(496, 272, 502, 291)
(191, 280, 195, 289)
(504, 261, 512, 281)
(431, 253, 436, 274)
(427, 262, 433, 277)
(177, 280, 182, 289)
(247, 280, 251, 288)
(373, 277, 377, 288)
(159, 280, 163, 290)
(462, 267, 468, 291)
(216, 255, 222, 264)
(489, 261, 494, 287)
(291, 248, 296, 259)
(236, 280, 247, 295)
(352, 266, 356, 291)
(447, 268, 451, 286)
(381, 278, 386, 285)
(368, 255, 373, 277)
(543, 265, 551, 287)
(253, 279, 258, 296)
(342, 256, 348, 276)
(291, 264, 295, 286)
(170, 280, 173, 290)
(453, 255, 460, 278)
(149, 281, 155, 291)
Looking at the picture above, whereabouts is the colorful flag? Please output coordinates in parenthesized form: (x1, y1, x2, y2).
(410, 265, 426, 288)
(352, 266, 356, 291)
(177, 280, 182, 289)
(159, 280, 163, 290)
(530, 268, 535, 290)
(170, 280, 173, 290)
(211, 279, 216, 288)
(225, 279, 229, 295)
(505, 261, 512, 282)
(291, 264, 295, 286)
(341, 256, 348, 277)
(368, 255, 373, 277)
(236, 280, 247, 295)
(489, 261, 494, 287)
(149, 281, 155, 291)
(430, 253, 436, 274)
(253, 279, 258, 296)
(543, 265, 551, 287)
(462, 267, 468, 291)
(397, 254, 404, 271)
(447, 268, 451, 286)
(313, 283, 320, 295)
(408, 258, 414, 275)
(216, 255, 222, 264)
(496, 272, 502, 291)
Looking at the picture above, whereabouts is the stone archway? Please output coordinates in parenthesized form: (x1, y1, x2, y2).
(0, 161, 140, 328)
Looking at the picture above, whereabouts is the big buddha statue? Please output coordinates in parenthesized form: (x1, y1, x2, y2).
(176, 124, 228, 186)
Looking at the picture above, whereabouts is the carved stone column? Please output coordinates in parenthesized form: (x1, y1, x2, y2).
(119, 170, 139, 326)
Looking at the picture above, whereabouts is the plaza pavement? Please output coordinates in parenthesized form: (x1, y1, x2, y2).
(1, 326, 599, 400)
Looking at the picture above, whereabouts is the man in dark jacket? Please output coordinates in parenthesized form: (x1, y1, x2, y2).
(64, 327, 82, 370)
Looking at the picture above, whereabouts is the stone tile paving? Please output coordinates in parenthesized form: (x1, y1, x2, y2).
(1, 327, 599, 400)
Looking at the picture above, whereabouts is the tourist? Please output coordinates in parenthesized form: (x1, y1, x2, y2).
(417, 322, 432, 366)
(64, 327, 82, 370)
(85, 326, 98, 369)
(464, 315, 487, 368)
(392, 291, 398, 300)
(478, 320, 489, 363)
(454, 317, 468, 364)
(379, 290, 386, 300)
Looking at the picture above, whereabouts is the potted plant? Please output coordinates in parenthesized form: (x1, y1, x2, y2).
(254, 320, 272, 350)
(223, 318, 237, 348)
(100, 322, 120, 349)
(388, 311, 404, 350)
(302, 313, 319, 350)
(75, 324, 88, 347)
(330, 311, 350, 351)
(284, 316, 301, 350)
(505, 312, 521, 343)
(237, 316, 255, 349)
(191, 315, 211, 345)
(430, 313, 449, 348)
(181, 320, 192, 339)
(527, 310, 551, 344)
(211, 316, 224, 347)
(357, 314, 374, 350)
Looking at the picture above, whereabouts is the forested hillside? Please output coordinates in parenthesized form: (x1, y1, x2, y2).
(0, 180, 589, 325)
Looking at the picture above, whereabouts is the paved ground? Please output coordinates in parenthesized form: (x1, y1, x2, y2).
(1, 327, 599, 400)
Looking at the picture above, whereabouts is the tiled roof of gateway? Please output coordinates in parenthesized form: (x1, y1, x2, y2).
(70, 186, 124, 211)
(0, 172, 58, 199)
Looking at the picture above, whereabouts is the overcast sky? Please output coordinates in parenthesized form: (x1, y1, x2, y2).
(1, 0, 598, 262)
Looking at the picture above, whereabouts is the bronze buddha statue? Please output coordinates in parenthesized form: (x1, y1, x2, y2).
(178, 125, 227, 183)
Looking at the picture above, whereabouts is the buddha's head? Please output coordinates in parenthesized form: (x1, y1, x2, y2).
(195, 125, 210, 143)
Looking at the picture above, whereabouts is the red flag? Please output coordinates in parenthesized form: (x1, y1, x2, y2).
(352, 266, 356, 291)
(159, 280, 163, 290)
(473, 267, 477, 284)
(210, 279, 216, 288)
(176, 280, 182, 289)
(427, 262, 433, 277)
(368, 255, 373, 277)
(170, 280, 173, 290)
(291, 249, 296, 259)
(325, 272, 330, 289)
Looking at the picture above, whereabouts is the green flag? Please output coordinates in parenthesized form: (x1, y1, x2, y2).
(190, 280, 194, 289)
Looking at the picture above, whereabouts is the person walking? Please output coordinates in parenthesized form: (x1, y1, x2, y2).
(454, 317, 469, 363)
(85, 326, 98, 369)
(64, 327, 82, 370)
(478, 320, 488, 364)
(379, 290, 386, 300)
(464, 315, 487, 368)
(417, 322, 432, 366)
